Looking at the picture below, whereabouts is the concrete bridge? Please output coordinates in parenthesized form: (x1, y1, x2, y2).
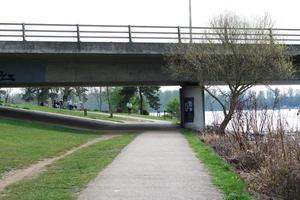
(0, 41, 190, 87)
(0, 23, 300, 130)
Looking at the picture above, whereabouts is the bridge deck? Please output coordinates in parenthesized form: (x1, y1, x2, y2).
(0, 41, 299, 87)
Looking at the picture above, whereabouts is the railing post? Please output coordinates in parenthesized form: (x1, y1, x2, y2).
(189, 27, 193, 43)
(76, 24, 80, 43)
(177, 26, 181, 43)
(128, 25, 132, 43)
(22, 23, 26, 42)
(269, 28, 274, 43)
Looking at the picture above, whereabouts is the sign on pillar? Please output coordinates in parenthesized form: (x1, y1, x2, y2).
(181, 86, 205, 131)
(184, 97, 194, 123)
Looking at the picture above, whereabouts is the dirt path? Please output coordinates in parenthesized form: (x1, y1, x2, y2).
(0, 135, 118, 193)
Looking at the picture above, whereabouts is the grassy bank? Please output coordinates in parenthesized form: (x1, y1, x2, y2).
(0, 118, 100, 177)
(183, 130, 251, 200)
(1, 102, 135, 123)
(0, 134, 135, 200)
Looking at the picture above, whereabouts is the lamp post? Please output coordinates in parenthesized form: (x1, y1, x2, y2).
(189, 0, 192, 43)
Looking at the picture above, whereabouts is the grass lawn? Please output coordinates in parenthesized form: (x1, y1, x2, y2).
(1, 102, 136, 123)
(0, 134, 135, 200)
(0, 118, 101, 177)
(183, 129, 252, 200)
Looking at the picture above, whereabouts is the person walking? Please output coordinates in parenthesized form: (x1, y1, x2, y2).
(126, 102, 133, 114)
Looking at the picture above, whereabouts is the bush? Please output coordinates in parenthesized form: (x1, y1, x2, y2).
(116, 107, 123, 113)
(201, 109, 300, 199)
(142, 110, 149, 115)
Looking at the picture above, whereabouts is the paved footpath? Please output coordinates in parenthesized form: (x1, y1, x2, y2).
(78, 131, 223, 200)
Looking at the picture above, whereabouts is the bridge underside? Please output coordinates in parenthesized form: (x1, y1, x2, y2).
(0, 41, 299, 87)
(0, 53, 193, 87)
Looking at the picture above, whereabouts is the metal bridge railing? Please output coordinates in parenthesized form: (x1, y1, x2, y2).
(0, 23, 300, 44)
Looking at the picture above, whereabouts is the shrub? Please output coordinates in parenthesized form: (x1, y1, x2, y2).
(142, 110, 149, 115)
(116, 107, 123, 113)
(201, 108, 300, 199)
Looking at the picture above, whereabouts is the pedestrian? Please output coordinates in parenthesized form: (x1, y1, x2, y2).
(126, 102, 133, 114)
(74, 102, 78, 110)
(79, 101, 84, 111)
(53, 99, 57, 108)
(59, 100, 63, 109)
(67, 100, 73, 110)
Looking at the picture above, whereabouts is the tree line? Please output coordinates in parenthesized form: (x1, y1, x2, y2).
(205, 88, 300, 111)
(0, 86, 171, 117)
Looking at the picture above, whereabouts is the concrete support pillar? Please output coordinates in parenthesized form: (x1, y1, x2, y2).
(180, 86, 205, 131)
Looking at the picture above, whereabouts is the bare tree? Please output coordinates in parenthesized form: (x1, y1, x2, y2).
(49, 88, 59, 106)
(0, 89, 6, 102)
(105, 87, 113, 118)
(166, 13, 294, 134)
(99, 87, 103, 111)
(4, 88, 13, 103)
(74, 87, 88, 106)
(91, 87, 103, 112)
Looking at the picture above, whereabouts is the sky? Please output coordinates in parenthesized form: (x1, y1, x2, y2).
(1, 0, 300, 92)
(1, 0, 300, 28)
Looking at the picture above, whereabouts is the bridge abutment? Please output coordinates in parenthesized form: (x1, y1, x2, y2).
(180, 86, 205, 131)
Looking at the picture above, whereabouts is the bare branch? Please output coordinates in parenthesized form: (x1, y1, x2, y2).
(204, 86, 228, 116)
(166, 12, 295, 134)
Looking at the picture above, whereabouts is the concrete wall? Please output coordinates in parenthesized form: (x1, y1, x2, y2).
(181, 86, 205, 131)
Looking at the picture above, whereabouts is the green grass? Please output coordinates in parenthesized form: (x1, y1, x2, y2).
(1, 102, 136, 123)
(0, 118, 101, 177)
(0, 134, 135, 200)
(183, 130, 252, 200)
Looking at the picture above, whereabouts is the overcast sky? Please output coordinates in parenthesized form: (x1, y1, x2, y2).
(2, 0, 300, 91)
(1, 0, 300, 28)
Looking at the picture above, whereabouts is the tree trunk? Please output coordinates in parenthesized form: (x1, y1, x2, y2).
(106, 87, 113, 118)
(138, 87, 143, 115)
(37, 89, 40, 105)
(219, 112, 234, 135)
(5, 93, 8, 103)
(62, 87, 70, 109)
(99, 87, 102, 112)
(218, 92, 239, 135)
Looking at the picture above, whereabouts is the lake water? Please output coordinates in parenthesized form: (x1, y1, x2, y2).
(151, 109, 300, 131)
(205, 109, 300, 131)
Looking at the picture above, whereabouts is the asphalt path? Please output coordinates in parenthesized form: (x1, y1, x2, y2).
(78, 131, 223, 200)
